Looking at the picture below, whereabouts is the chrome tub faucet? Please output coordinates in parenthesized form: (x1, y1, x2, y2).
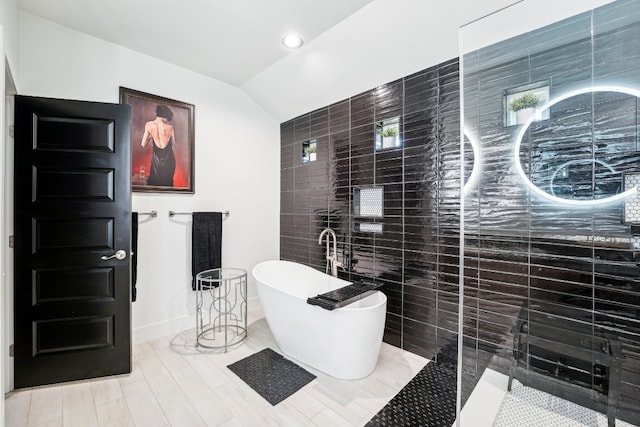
(318, 228, 343, 277)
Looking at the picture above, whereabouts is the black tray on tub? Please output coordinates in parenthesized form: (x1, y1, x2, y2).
(307, 280, 383, 310)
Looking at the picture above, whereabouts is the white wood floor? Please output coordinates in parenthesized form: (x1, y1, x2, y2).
(5, 306, 429, 427)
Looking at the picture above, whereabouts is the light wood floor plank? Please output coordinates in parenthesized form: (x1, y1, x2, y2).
(137, 353, 179, 397)
(117, 360, 145, 386)
(90, 377, 123, 407)
(26, 385, 62, 427)
(132, 341, 156, 361)
(95, 397, 136, 427)
(305, 379, 372, 426)
(156, 349, 198, 383)
(155, 388, 207, 427)
(311, 407, 354, 427)
(281, 387, 325, 420)
(4, 390, 30, 427)
(6, 309, 434, 427)
(61, 382, 99, 427)
(176, 374, 234, 426)
(269, 401, 318, 427)
(211, 382, 279, 427)
(120, 379, 169, 427)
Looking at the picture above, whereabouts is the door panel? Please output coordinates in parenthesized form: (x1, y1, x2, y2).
(35, 316, 114, 354)
(35, 217, 114, 251)
(36, 168, 115, 201)
(34, 116, 116, 151)
(14, 95, 131, 388)
(34, 268, 114, 303)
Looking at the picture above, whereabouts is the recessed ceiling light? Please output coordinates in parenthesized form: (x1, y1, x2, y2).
(282, 34, 304, 49)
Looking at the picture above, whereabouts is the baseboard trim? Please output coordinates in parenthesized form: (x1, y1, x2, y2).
(132, 296, 262, 344)
(132, 314, 195, 344)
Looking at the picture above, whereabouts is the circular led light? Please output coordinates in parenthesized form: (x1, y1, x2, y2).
(463, 128, 481, 196)
(282, 34, 304, 49)
(513, 85, 640, 206)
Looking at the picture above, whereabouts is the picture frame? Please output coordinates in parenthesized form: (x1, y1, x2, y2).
(119, 87, 195, 193)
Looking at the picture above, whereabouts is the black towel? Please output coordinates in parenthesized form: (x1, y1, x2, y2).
(192, 212, 222, 290)
(131, 212, 138, 302)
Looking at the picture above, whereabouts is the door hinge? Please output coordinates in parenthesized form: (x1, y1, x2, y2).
(9, 125, 14, 138)
(9, 235, 14, 248)
(9, 344, 14, 357)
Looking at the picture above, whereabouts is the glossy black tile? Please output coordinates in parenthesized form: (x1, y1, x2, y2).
(281, 24, 640, 421)
(404, 318, 437, 350)
(330, 130, 350, 155)
(310, 107, 329, 138)
(381, 324, 402, 356)
(281, 120, 294, 144)
(383, 282, 403, 316)
(281, 167, 294, 191)
(351, 90, 374, 128)
(280, 213, 294, 235)
(329, 100, 350, 134)
(439, 58, 459, 77)
(280, 191, 294, 215)
(405, 66, 438, 84)
(435, 329, 458, 361)
(350, 155, 375, 186)
(350, 125, 375, 157)
(309, 191, 328, 212)
(595, 298, 640, 322)
(280, 143, 295, 169)
(404, 73, 439, 113)
(294, 114, 310, 142)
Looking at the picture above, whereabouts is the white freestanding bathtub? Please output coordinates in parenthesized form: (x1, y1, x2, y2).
(252, 260, 387, 380)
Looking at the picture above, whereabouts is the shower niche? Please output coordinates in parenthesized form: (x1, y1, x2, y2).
(375, 117, 400, 150)
(353, 186, 383, 234)
(504, 82, 549, 126)
(302, 139, 317, 163)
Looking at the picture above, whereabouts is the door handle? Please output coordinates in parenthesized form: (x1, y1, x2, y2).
(101, 249, 127, 261)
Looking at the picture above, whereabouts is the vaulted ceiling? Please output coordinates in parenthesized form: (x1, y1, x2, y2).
(17, 0, 375, 87)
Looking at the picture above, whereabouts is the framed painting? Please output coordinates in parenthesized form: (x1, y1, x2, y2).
(119, 87, 194, 193)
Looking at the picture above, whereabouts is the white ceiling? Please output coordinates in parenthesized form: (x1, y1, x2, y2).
(17, 0, 375, 87)
(19, 0, 609, 122)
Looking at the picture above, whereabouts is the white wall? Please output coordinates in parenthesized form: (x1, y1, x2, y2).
(1, 0, 19, 402)
(17, 12, 280, 343)
(0, 0, 18, 80)
(0, 22, 5, 418)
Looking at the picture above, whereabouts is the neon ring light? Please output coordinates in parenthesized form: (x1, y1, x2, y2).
(549, 159, 617, 197)
(463, 128, 480, 196)
(513, 85, 640, 206)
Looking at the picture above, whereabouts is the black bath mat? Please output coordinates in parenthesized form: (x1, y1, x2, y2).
(227, 347, 316, 405)
(366, 341, 487, 427)
(366, 360, 458, 427)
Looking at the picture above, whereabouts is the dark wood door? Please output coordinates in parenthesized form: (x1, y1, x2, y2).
(14, 95, 132, 388)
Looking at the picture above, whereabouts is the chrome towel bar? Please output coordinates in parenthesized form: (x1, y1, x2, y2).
(169, 210, 230, 218)
(138, 211, 157, 218)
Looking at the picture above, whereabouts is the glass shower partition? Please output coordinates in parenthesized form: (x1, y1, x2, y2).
(458, 1, 640, 426)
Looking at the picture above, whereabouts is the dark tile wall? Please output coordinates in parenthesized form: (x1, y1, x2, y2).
(462, 0, 640, 424)
(280, 2, 639, 423)
(280, 59, 461, 363)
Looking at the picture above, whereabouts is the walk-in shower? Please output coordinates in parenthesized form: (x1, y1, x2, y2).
(459, 1, 640, 425)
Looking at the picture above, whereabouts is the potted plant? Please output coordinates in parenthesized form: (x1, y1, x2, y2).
(381, 127, 399, 148)
(304, 144, 317, 162)
(509, 92, 541, 124)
